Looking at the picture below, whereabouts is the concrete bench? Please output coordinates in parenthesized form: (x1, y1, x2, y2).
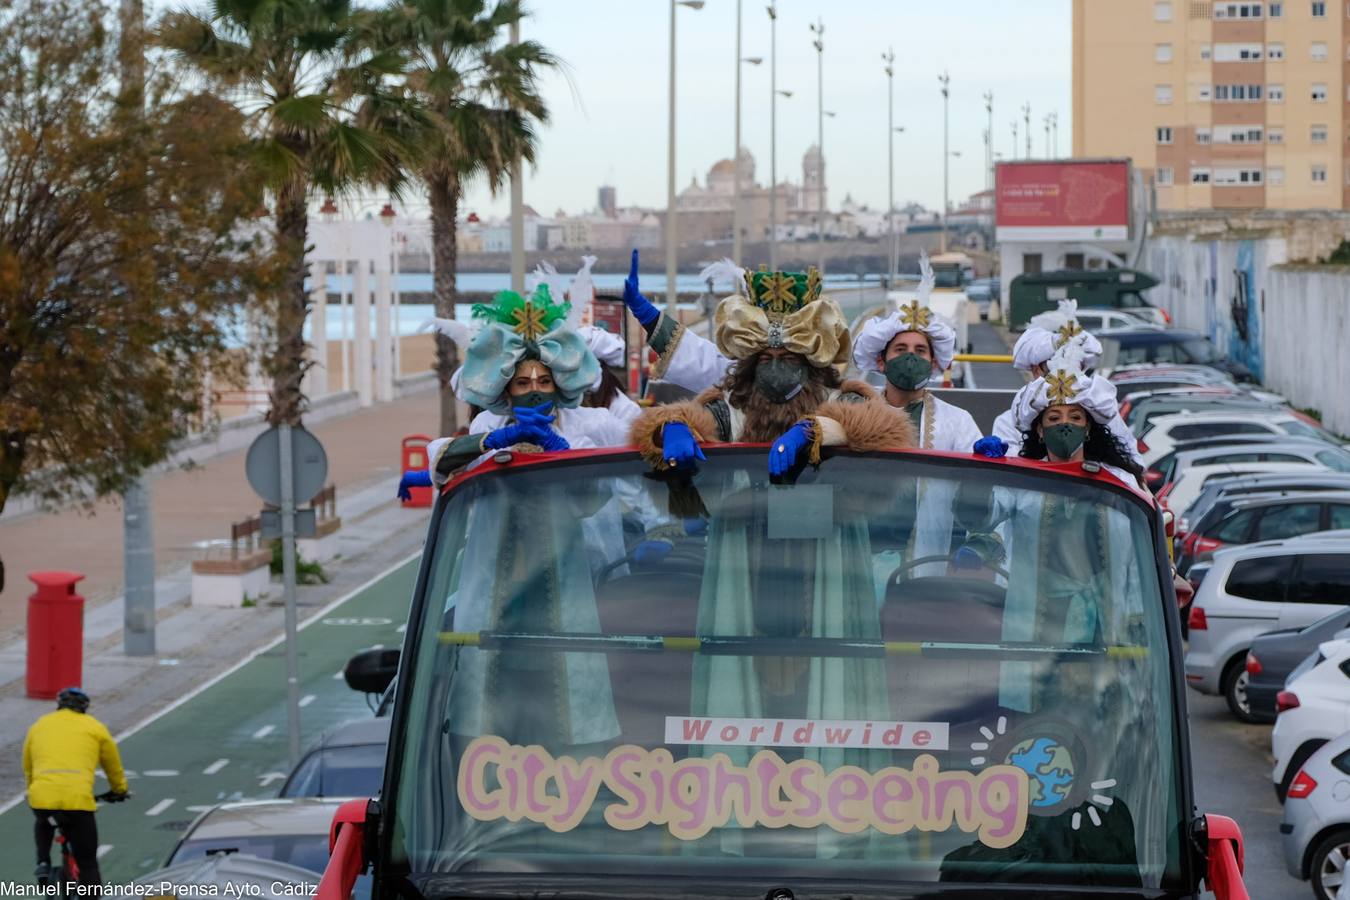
(296, 484, 342, 564)
(190, 517, 272, 608)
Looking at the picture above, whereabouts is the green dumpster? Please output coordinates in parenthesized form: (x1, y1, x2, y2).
(1008, 269, 1161, 330)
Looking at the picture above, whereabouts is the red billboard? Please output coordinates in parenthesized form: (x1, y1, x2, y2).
(995, 160, 1131, 241)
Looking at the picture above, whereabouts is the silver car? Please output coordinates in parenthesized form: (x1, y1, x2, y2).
(1280, 727, 1350, 900)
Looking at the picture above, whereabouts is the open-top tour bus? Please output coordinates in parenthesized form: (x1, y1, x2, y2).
(319, 443, 1249, 899)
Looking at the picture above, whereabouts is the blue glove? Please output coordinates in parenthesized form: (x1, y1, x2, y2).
(769, 421, 814, 477)
(397, 469, 432, 501)
(623, 249, 660, 328)
(537, 430, 570, 452)
(633, 539, 674, 564)
(683, 517, 708, 536)
(661, 421, 706, 469)
(952, 545, 986, 571)
(973, 436, 1009, 459)
(512, 402, 556, 430)
(483, 422, 539, 450)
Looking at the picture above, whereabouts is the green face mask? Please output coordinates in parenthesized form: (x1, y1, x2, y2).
(1043, 423, 1089, 459)
(884, 353, 934, 391)
(754, 358, 807, 404)
(514, 390, 557, 411)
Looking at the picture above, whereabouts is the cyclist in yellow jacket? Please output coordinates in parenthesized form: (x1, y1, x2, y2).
(23, 687, 128, 886)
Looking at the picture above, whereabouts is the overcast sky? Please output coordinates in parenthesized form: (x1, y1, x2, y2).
(149, 0, 1072, 217)
(459, 0, 1073, 218)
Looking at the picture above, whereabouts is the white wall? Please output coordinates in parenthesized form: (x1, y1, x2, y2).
(1145, 233, 1350, 435)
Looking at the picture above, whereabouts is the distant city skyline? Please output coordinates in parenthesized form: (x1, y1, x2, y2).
(459, 1, 1072, 219)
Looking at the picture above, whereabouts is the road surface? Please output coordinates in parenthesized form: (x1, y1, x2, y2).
(0, 556, 419, 883)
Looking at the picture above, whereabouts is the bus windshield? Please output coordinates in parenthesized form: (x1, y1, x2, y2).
(391, 450, 1183, 896)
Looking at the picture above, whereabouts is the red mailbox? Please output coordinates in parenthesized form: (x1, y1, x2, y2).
(401, 434, 434, 508)
(26, 571, 86, 700)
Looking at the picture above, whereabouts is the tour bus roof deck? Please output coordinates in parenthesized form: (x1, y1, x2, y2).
(440, 445, 1155, 504)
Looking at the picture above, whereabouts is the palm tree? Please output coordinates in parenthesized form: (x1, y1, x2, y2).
(157, 0, 418, 426)
(383, 0, 558, 435)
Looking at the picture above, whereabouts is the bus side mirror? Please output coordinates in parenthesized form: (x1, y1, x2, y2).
(1201, 814, 1249, 900)
(343, 648, 400, 696)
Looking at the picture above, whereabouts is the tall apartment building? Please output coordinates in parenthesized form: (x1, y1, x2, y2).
(1073, 0, 1350, 209)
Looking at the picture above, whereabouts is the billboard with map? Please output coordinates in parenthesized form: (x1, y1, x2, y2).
(995, 160, 1131, 241)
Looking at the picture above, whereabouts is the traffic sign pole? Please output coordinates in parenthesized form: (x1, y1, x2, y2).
(278, 423, 302, 768)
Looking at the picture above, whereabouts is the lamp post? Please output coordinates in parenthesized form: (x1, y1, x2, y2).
(1022, 102, 1031, 158)
(883, 48, 895, 287)
(734, 0, 762, 264)
(810, 18, 826, 274)
(768, 1, 779, 269)
(1011, 119, 1019, 160)
(510, 20, 524, 293)
(667, 0, 706, 314)
(1049, 111, 1059, 157)
(939, 70, 950, 253)
(983, 91, 994, 190)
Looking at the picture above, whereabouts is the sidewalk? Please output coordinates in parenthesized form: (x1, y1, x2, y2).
(0, 388, 443, 636)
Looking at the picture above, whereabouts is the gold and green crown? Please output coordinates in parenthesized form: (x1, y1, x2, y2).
(471, 285, 570, 342)
(742, 265, 824, 316)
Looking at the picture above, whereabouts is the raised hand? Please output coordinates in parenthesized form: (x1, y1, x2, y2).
(483, 422, 540, 450)
(769, 421, 814, 477)
(661, 421, 706, 469)
(512, 402, 556, 430)
(397, 469, 432, 501)
(623, 248, 660, 327)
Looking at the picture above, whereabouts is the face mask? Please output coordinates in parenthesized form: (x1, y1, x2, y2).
(884, 353, 934, 391)
(514, 390, 557, 411)
(1043, 423, 1088, 459)
(754, 358, 807, 404)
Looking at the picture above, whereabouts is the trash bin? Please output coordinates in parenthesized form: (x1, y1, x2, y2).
(400, 435, 433, 508)
(26, 571, 85, 700)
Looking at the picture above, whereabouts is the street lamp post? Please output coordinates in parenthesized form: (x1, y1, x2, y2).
(939, 71, 950, 253)
(1011, 119, 1019, 160)
(667, 0, 705, 314)
(1050, 111, 1059, 157)
(811, 18, 825, 274)
(768, 1, 779, 269)
(883, 47, 896, 287)
(983, 91, 994, 190)
(1022, 102, 1031, 158)
(734, 0, 762, 265)
(1044, 114, 1051, 158)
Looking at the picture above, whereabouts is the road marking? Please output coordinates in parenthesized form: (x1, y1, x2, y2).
(252, 724, 275, 740)
(0, 550, 421, 816)
(142, 769, 179, 777)
(203, 759, 229, 775)
(299, 694, 316, 708)
(258, 772, 287, 787)
(145, 799, 175, 817)
(332, 670, 345, 680)
(395, 623, 407, 633)
(185, 805, 216, 813)
(97, 845, 112, 859)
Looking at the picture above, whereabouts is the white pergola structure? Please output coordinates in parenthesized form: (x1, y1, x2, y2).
(305, 211, 431, 407)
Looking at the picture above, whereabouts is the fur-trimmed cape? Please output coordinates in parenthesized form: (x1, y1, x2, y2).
(631, 378, 917, 469)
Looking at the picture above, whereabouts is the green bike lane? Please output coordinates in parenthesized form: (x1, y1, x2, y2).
(0, 554, 420, 883)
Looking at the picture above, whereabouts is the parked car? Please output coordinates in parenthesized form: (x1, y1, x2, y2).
(1126, 395, 1285, 438)
(1161, 462, 1331, 518)
(1097, 329, 1253, 381)
(1161, 442, 1350, 496)
(1273, 639, 1350, 802)
(1074, 308, 1163, 333)
(1185, 539, 1350, 721)
(1180, 473, 1350, 542)
(1146, 437, 1350, 492)
(1249, 606, 1350, 722)
(1110, 363, 1238, 388)
(1279, 727, 1350, 900)
(279, 717, 389, 799)
(1139, 410, 1344, 466)
(167, 799, 357, 875)
(964, 278, 997, 320)
(130, 854, 320, 897)
(1174, 492, 1350, 573)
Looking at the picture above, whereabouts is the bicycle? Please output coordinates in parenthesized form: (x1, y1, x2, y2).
(36, 791, 129, 894)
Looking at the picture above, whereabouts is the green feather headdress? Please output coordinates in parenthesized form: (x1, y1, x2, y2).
(471, 286, 571, 343)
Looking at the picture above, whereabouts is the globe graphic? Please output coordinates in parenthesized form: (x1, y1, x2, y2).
(1007, 736, 1076, 809)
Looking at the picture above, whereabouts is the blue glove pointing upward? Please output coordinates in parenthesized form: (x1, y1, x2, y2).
(623, 249, 661, 328)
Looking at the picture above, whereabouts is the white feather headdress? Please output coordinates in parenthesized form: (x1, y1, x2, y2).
(891, 250, 936, 314)
(418, 317, 474, 347)
(566, 255, 598, 330)
(698, 258, 747, 293)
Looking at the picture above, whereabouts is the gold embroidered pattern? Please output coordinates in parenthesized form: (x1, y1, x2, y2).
(510, 301, 548, 340)
(1055, 320, 1083, 347)
(899, 299, 933, 331)
(1044, 370, 1081, 405)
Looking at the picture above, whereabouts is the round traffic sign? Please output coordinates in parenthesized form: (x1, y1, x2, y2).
(245, 426, 329, 507)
